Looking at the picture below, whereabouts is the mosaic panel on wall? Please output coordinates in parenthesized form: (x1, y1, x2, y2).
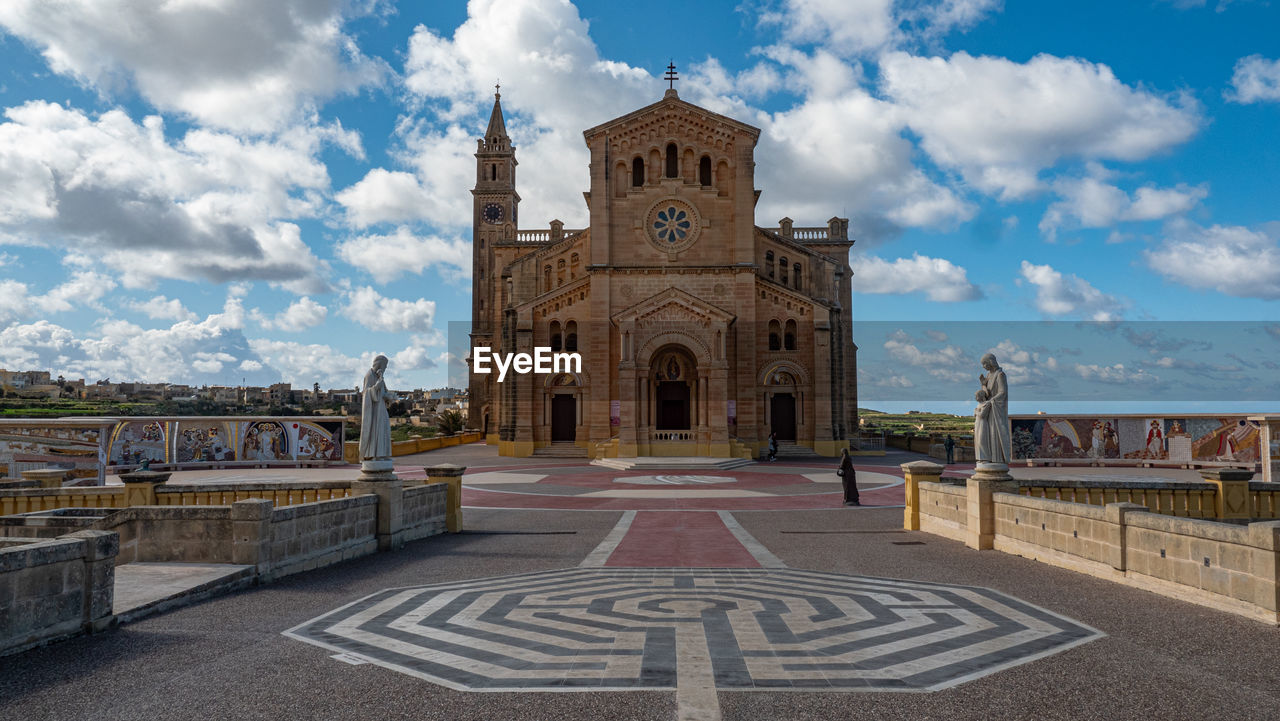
(108, 421, 168, 465)
(1011, 416, 1261, 463)
(0, 424, 107, 479)
(175, 421, 236, 463)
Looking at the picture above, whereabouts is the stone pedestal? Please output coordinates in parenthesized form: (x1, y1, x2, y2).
(352, 461, 403, 551)
(900, 461, 944, 532)
(1200, 468, 1254, 520)
(425, 464, 466, 533)
(118, 470, 172, 507)
(966, 464, 1017, 550)
(21, 468, 70, 489)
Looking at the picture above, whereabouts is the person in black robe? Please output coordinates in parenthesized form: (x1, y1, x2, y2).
(838, 447, 860, 506)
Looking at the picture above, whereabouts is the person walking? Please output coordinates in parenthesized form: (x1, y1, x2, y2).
(767, 432, 778, 462)
(838, 447, 860, 506)
(944, 434, 955, 465)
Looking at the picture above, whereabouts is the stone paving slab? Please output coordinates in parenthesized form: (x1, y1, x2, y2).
(114, 562, 255, 622)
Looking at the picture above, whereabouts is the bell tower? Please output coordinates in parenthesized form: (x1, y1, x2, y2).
(469, 86, 519, 434)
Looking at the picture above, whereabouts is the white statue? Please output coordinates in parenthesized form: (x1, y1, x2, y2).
(360, 354, 394, 463)
(975, 353, 1011, 464)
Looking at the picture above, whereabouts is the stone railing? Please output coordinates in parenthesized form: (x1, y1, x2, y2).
(0, 487, 124, 516)
(342, 430, 484, 464)
(854, 435, 886, 452)
(154, 481, 353, 508)
(900, 462, 1280, 625)
(651, 431, 695, 441)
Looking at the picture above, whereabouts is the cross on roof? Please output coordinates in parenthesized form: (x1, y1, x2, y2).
(664, 61, 678, 90)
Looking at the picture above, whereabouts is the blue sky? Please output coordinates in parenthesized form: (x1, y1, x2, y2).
(0, 0, 1277, 410)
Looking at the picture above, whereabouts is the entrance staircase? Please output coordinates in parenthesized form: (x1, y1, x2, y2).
(773, 441, 824, 460)
(532, 441, 589, 458)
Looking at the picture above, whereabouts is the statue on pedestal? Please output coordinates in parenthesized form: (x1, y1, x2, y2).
(974, 353, 1011, 465)
(360, 354, 395, 471)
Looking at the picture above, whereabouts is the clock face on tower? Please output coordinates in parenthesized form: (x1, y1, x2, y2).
(482, 203, 504, 224)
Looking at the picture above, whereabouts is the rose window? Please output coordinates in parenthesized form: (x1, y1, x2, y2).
(644, 198, 701, 251)
(653, 206, 691, 243)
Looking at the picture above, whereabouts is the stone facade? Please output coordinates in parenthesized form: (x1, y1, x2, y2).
(468, 88, 858, 457)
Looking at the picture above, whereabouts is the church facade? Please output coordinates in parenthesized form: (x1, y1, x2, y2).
(468, 87, 858, 458)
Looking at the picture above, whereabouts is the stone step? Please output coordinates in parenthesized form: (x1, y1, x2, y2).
(590, 457, 755, 471)
(532, 443, 589, 458)
(773, 442, 824, 459)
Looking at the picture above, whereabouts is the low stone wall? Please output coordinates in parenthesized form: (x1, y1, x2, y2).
(0, 530, 116, 656)
(402, 483, 447, 543)
(343, 431, 485, 463)
(96, 506, 234, 565)
(262, 496, 378, 579)
(1124, 513, 1278, 621)
(918, 482, 967, 543)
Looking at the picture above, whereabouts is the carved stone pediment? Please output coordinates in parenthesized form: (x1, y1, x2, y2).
(612, 288, 736, 329)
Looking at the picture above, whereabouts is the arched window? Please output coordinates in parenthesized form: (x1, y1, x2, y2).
(632, 157, 644, 187)
(570, 252, 580, 279)
(665, 143, 678, 178)
(716, 159, 730, 196)
(565, 320, 578, 352)
(544, 265, 552, 292)
(768, 320, 781, 351)
(765, 251, 775, 279)
(550, 321, 562, 353)
(490, 165, 496, 181)
(793, 264, 801, 291)
(784, 319, 797, 351)
(779, 257, 789, 285)
(699, 156, 712, 186)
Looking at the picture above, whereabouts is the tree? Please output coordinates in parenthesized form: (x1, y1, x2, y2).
(437, 409, 464, 435)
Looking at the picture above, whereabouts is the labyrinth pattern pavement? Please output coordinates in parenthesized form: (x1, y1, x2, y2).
(285, 567, 1102, 692)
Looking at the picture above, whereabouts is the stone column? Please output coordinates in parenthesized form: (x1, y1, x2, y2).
(231, 499, 273, 578)
(1200, 468, 1254, 520)
(966, 463, 1016, 550)
(900, 461, 943, 531)
(1103, 502, 1148, 572)
(425, 464, 466, 533)
(118, 469, 172, 507)
(1259, 420, 1273, 484)
(351, 462, 404, 551)
(1248, 520, 1280, 622)
(65, 529, 118, 632)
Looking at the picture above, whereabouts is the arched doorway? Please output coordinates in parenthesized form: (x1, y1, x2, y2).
(551, 396, 575, 440)
(767, 369, 800, 441)
(545, 373, 581, 443)
(650, 346, 698, 431)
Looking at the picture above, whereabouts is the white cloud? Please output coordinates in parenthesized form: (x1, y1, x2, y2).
(1144, 222, 1280, 299)
(0, 271, 117, 324)
(0, 291, 268, 385)
(880, 51, 1201, 199)
(1073, 363, 1160, 385)
(251, 296, 328, 331)
(0, 0, 388, 133)
(852, 254, 982, 301)
(1228, 55, 1280, 104)
(127, 295, 198, 322)
(1019, 261, 1125, 320)
(341, 286, 438, 334)
(883, 329, 970, 382)
(876, 375, 915, 388)
(336, 227, 470, 283)
(0, 102, 338, 291)
(1039, 170, 1207, 240)
(247, 338, 371, 389)
(757, 0, 1001, 57)
(335, 169, 436, 228)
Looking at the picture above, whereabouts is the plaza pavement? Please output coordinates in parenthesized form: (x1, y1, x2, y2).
(5, 445, 1279, 721)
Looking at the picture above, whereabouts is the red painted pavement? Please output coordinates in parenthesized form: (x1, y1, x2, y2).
(604, 511, 761, 568)
(461, 481, 904, 511)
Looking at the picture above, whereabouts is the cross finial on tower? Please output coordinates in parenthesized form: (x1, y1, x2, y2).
(495, 79, 500, 99)
(664, 61, 678, 90)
